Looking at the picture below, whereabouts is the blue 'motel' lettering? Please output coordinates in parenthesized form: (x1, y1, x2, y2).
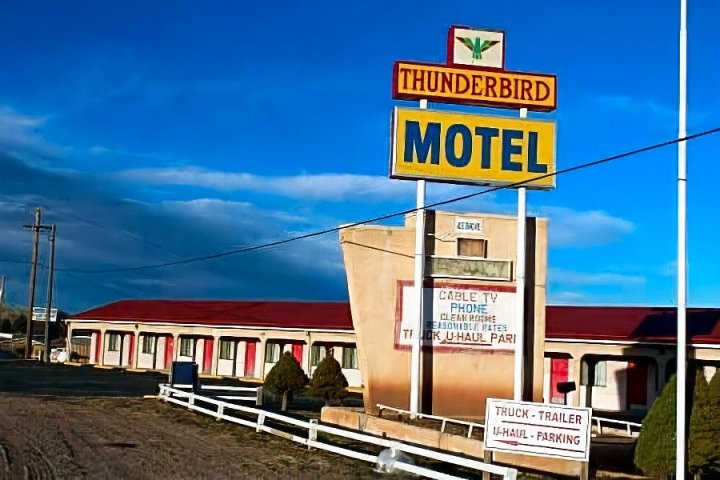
(501, 129, 524, 172)
(475, 127, 499, 169)
(445, 124, 472, 167)
(404, 121, 440, 164)
(404, 122, 545, 173)
(527, 131, 547, 173)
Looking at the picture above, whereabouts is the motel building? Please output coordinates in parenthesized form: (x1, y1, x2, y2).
(66, 210, 720, 419)
(544, 306, 720, 417)
(66, 300, 362, 387)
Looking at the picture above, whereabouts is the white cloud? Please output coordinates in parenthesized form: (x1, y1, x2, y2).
(548, 290, 586, 305)
(550, 268, 646, 287)
(589, 94, 676, 118)
(0, 108, 68, 162)
(536, 206, 635, 248)
(161, 198, 307, 227)
(112, 166, 490, 204)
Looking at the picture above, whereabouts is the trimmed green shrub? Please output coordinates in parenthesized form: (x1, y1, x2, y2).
(635, 374, 677, 479)
(307, 355, 348, 405)
(701, 371, 720, 474)
(263, 352, 308, 411)
(689, 369, 720, 478)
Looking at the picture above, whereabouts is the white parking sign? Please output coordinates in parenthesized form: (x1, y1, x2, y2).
(485, 398, 592, 461)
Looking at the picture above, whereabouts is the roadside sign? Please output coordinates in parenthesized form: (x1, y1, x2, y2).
(447, 26, 505, 69)
(32, 307, 58, 323)
(392, 61, 557, 112)
(485, 398, 592, 461)
(390, 107, 556, 189)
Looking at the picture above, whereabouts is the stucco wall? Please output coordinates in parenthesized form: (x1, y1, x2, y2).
(340, 210, 547, 417)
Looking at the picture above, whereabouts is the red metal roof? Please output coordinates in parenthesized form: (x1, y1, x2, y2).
(72, 301, 720, 344)
(71, 300, 353, 331)
(546, 306, 720, 345)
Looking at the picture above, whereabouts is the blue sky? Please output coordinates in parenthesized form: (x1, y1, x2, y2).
(0, 0, 718, 312)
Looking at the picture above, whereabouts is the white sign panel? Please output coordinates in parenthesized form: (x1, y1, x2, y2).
(32, 307, 58, 323)
(395, 282, 516, 352)
(455, 217, 484, 235)
(485, 398, 592, 461)
(448, 26, 505, 69)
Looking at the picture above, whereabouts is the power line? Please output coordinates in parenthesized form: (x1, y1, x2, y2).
(47, 126, 720, 275)
(0, 255, 140, 298)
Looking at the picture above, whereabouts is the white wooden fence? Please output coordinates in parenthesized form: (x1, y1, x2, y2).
(377, 403, 485, 439)
(592, 416, 642, 437)
(198, 384, 263, 403)
(378, 402, 642, 439)
(158, 384, 517, 480)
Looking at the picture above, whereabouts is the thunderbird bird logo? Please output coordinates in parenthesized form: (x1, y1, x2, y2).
(457, 36, 500, 61)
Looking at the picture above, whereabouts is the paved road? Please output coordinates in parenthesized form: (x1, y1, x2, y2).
(0, 361, 166, 397)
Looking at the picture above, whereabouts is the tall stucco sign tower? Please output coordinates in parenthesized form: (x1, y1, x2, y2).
(341, 26, 556, 418)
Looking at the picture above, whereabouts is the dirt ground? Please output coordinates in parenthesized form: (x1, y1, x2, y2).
(0, 362, 410, 480)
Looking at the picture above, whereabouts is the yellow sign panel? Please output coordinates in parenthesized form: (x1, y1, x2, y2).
(393, 61, 557, 112)
(391, 108, 556, 190)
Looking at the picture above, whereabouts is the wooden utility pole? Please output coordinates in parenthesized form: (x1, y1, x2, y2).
(43, 224, 57, 363)
(24, 208, 42, 359)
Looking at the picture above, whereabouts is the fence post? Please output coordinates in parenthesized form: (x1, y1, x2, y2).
(256, 386, 263, 406)
(217, 404, 224, 421)
(580, 461, 590, 480)
(308, 419, 318, 449)
(482, 450, 493, 480)
(256, 413, 265, 433)
(188, 392, 195, 410)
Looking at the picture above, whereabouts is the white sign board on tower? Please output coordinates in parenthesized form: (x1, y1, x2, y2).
(395, 282, 516, 352)
(455, 217, 484, 235)
(485, 398, 592, 461)
(32, 307, 58, 323)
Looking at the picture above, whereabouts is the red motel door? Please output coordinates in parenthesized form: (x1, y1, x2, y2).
(626, 361, 648, 407)
(203, 338, 214, 374)
(291, 344, 303, 365)
(244, 342, 256, 377)
(550, 358, 569, 404)
(95, 332, 102, 364)
(164, 336, 174, 369)
(128, 335, 135, 367)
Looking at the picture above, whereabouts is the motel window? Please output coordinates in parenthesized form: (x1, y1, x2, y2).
(342, 346, 359, 369)
(107, 334, 120, 352)
(265, 343, 282, 363)
(179, 338, 194, 357)
(219, 339, 234, 360)
(580, 359, 607, 387)
(457, 238, 487, 258)
(310, 345, 324, 367)
(141, 335, 155, 354)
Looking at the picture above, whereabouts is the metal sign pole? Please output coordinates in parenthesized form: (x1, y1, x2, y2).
(676, 0, 688, 477)
(43, 225, 56, 363)
(513, 107, 528, 401)
(410, 99, 428, 416)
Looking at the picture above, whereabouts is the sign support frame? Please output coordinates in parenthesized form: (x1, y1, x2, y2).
(676, 0, 688, 478)
(409, 99, 428, 417)
(514, 107, 528, 401)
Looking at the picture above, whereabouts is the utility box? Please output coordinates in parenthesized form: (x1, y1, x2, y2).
(170, 361, 199, 390)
